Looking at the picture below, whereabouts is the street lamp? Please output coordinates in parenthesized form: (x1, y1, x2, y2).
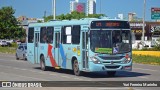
(52, 0, 56, 20)
(142, 0, 146, 43)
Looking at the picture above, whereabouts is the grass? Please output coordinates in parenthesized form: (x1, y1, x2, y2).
(133, 54, 160, 65)
(0, 46, 16, 54)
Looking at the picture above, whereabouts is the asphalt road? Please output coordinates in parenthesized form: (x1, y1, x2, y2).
(0, 53, 160, 90)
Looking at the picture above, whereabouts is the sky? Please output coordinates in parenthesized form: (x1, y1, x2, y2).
(0, 0, 160, 21)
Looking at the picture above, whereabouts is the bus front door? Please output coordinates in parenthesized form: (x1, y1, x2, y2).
(34, 32, 40, 64)
(82, 31, 88, 69)
(54, 32, 60, 67)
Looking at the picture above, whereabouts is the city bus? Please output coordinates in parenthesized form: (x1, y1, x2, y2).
(27, 18, 132, 76)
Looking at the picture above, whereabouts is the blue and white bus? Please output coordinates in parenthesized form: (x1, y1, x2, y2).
(27, 18, 132, 76)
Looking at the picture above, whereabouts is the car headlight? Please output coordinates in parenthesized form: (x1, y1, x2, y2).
(25, 53, 27, 56)
(90, 56, 101, 64)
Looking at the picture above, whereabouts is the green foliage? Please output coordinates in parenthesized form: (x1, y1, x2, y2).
(44, 11, 105, 22)
(153, 38, 160, 50)
(133, 54, 160, 65)
(11, 43, 18, 47)
(0, 47, 16, 54)
(0, 6, 25, 39)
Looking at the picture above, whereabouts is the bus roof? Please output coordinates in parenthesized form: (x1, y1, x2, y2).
(28, 18, 129, 27)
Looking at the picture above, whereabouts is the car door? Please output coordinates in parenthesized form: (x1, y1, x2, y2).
(17, 46, 21, 58)
(20, 46, 24, 58)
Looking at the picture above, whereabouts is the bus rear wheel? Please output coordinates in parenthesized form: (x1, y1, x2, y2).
(73, 60, 82, 76)
(107, 71, 116, 77)
(40, 56, 47, 71)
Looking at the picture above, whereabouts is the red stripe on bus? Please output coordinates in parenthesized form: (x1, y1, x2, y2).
(48, 44, 58, 67)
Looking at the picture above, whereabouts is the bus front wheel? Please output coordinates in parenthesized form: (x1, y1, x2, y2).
(40, 56, 47, 71)
(73, 60, 82, 76)
(107, 71, 116, 77)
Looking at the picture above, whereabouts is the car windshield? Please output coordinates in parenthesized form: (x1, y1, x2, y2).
(90, 30, 131, 54)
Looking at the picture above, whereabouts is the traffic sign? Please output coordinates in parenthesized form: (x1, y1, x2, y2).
(151, 7, 160, 20)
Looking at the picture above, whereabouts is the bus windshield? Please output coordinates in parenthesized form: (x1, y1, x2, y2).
(90, 30, 131, 54)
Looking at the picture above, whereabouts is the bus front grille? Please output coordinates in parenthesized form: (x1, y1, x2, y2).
(105, 66, 120, 69)
(99, 56, 124, 60)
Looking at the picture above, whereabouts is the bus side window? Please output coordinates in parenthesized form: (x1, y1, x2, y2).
(61, 26, 72, 44)
(47, 27, 54, 43)
(40, 27, 47, 43)
(72, 25, 80, 44)
(61, 27, 66, 44)
(28, 28, 34, 43)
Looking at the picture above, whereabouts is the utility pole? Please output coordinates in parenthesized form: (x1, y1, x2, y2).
(44, 11, 46, 18)
(142, 0, 146, 43)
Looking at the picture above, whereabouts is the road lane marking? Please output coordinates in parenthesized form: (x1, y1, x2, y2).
(0, 72, 49, 81)
(0, 64, 92, 81)
(49, 73, 56, 76)
(138, 76, 149, 79)
(61, 75, 71, 79)
(73, 77, 83, 81)
(118, 73, 150, 80)
(134, 68, 159, 72)
(134, 63, 160, 67)
(0, 59, 26, 62)
(0, 87, 23, 89)
(0, 54, 15, 58)
(97, 87, 130, 90)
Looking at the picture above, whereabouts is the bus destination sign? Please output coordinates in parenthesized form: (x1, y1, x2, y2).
(90, 21, 130, 29)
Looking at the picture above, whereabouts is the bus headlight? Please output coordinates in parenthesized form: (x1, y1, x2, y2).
(90, 57, 101, 64)
(122, 54, 131, 63)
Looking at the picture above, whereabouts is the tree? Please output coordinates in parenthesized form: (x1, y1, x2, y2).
(43, 11, 105, 22)
(0, 6, 25, 39)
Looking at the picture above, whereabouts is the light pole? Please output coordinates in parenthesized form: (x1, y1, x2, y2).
(52, 0, 56, 20)
(142, 0, 146, 43)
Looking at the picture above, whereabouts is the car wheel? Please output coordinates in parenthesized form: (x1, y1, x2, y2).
(23, 54, 27, 61)
(16, 53, 19, 60)
(73, 60, 82, 76)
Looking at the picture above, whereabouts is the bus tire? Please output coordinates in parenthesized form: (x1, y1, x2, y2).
(40, 55, 47, 71)
(73, 60, 82, 76)
(107, 71, 116, 77)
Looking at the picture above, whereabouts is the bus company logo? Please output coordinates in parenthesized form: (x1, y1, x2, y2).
(111, 61, 114, 64)
(1, 82, 11, 87)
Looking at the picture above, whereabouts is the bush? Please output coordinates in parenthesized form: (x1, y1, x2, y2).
(11, 43, 18, 48)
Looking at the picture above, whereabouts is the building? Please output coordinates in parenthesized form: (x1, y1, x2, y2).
(70, 0, 85, 13)
(70, 1, 77, 13)
(130, 21, 160, 40)
(17, 16, 44, 42)
(87, 0, 96, 15)
(128, 12, 136, 21)
(118, 14, 124, 20)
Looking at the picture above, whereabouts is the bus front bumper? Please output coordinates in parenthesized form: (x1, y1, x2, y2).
(88, 61, 132, 72)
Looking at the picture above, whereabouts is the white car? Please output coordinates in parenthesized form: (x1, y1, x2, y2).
(16, 43, 27, 60)
(0, 40, 7, 46)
